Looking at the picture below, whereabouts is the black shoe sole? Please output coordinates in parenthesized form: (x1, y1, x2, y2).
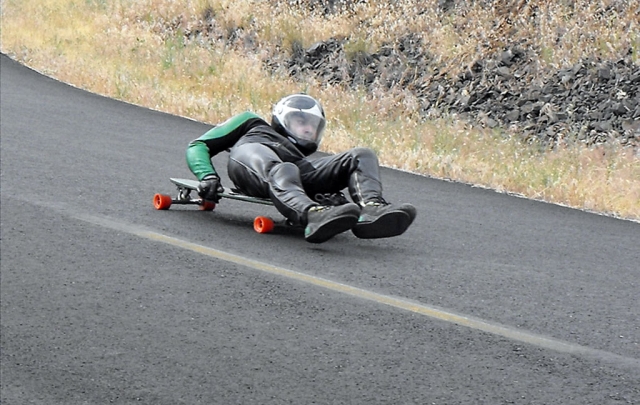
(352, 210, 414, 239)
(305, 214, 359, 244)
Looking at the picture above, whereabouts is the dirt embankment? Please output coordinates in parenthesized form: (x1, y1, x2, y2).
(172, 0, 639, 148)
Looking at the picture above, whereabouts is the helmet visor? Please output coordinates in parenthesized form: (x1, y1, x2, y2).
(282, 111, 326, 142)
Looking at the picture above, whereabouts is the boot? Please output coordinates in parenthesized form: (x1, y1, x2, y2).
(352, 198, 416, 239)
(305, 203, 360, 243)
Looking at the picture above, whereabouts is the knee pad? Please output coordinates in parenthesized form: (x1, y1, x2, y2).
(351, 147, 377, 163)
(268, 162, 302, 190)
(267, 162, 312, 226)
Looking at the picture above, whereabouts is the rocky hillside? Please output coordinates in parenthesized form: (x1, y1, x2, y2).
(177, 0, 639, 148)
(265, 35, 639, 147)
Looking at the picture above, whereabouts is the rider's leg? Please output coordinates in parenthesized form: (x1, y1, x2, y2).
(299, 147, 382, 204)
(228, 143, 359, 242)
(302, 147, 417, 239)
(228, 143, 314, 224)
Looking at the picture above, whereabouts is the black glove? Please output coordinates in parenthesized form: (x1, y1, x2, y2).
(197, 174, 224, 202)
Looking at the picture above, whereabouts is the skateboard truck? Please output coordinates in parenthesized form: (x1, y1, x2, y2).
(153, 178, 276, 233)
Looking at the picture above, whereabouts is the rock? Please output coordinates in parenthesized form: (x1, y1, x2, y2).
(496, 66, 513, 79)
(598, 67, 612, 80)
(594, 121, 613, 132)
(505, 109, 521, 122)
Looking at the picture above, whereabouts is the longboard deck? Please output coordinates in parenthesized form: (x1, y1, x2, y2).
(170, 177, 274, 206)
(154, 177, 280, 233)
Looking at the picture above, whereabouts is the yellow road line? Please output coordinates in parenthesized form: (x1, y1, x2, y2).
(136, 231, 638, 368)
(40, 206, 640, 369)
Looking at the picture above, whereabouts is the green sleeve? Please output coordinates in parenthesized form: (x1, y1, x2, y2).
(186, 111, 264, 180)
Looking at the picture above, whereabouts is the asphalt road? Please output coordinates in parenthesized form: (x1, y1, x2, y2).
(1, 54, 639, 405)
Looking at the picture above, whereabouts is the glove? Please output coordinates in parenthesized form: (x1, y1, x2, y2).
(197, 174, 224, 202)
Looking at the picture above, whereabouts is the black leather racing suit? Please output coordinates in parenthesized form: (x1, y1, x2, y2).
(186, 111, 383, 225)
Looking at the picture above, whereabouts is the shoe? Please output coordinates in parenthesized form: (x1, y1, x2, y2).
(352, 198, 417, 239)
(304, 203, 361, 243)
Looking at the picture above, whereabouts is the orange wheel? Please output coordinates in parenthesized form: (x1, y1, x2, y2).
(253, 216, 274, 233)
(199, 201, 216, 211)
(153, 193, 172, 210)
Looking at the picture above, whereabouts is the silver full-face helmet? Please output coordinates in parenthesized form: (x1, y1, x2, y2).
(271, 94, 326, 154)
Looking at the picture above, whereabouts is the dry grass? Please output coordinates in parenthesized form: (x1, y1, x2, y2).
(1, 0, 638, 220)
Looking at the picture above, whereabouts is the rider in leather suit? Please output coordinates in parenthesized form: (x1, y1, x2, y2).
(186, 94, 416, 243)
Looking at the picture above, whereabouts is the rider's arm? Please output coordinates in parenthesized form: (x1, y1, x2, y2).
(186, 111, 267, 180)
